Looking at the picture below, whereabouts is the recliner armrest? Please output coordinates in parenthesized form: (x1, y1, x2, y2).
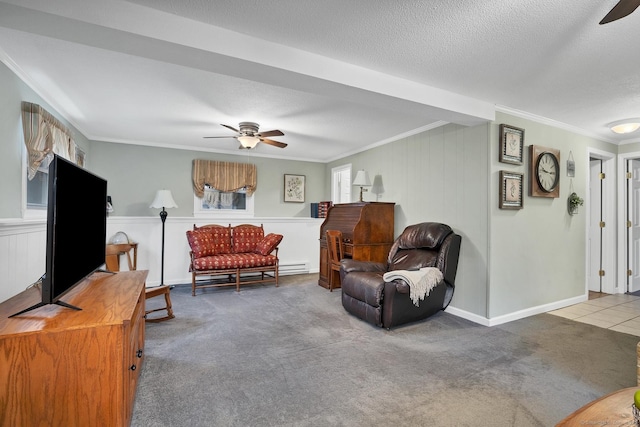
(340, 259, 387, 274)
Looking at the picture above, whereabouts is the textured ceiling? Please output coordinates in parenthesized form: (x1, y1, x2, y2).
(0, 0, 638, 162)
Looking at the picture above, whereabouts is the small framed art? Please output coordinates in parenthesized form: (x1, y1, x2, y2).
(499, 124, 524, 165)
(499, 170, 523, 210)
(284, 174, 305, 203)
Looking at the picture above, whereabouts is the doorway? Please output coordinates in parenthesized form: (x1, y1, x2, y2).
(626, 158, 640, 293)
(587, 149, 616, 295)
(589, 158, 602, 293)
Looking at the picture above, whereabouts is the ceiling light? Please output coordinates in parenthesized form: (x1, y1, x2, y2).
(608, 118, 640, 134)
(238, 135, 260, 148)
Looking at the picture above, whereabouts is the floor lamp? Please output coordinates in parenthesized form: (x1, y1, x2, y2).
(150, 190, 178, 286)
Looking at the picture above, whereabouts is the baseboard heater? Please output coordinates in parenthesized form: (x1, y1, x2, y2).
(278, 262, 309, 276)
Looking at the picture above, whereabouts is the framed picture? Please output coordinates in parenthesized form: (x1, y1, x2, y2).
(499, 170, 523, 210)
(284, 174, 305, 203)
(499, 124, 524, 165)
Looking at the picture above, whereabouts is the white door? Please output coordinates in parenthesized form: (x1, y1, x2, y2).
(589, 158, 602, 292)
(630, 159, 640, 292)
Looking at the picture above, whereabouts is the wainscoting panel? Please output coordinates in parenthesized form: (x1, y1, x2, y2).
(106, 216, 323, 287)
(0, 217, 323, 302)
(0, 220, 47, 303)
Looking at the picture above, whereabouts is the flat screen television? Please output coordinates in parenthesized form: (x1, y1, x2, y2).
(10, 155, 108, 317)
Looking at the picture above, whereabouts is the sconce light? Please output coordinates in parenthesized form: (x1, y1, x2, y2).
(608, 118, 640, 135)
(106, 195, 114, 214)
(238, 135, 260, 148)
(371, 175, 385, 201)
(352, 169, 371, 202)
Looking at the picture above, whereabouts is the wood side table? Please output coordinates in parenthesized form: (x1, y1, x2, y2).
(105, 242, 138, 272)
(556, 387, 638, 426)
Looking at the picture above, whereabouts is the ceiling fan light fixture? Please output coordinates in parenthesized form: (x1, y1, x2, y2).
(238, 135, 260, 148)
(608, 118, 640, 134)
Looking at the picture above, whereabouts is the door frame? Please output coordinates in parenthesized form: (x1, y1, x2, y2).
(587, 148, 616, 294)
(618, 151, 640, 293)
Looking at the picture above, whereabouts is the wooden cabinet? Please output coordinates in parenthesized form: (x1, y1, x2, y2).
(0, 270, 148, 427)
(318, 202, 395, 289)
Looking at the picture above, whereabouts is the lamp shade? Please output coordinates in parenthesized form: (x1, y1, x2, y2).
(608, 118, 640, 134)
(352, 170, 371, 186)
(150, 190, 178, 209)
(238, 135, 260, 148)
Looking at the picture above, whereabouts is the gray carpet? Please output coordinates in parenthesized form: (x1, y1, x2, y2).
(132, 274, 638, 426)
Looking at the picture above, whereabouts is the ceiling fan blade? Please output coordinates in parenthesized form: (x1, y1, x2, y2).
(260, 138, 288, 148)
(221, 124, 239, 133)
(258, 129, 284, 138)
(600, 0, 640, 24)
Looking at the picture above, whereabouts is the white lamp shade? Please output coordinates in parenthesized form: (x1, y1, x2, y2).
(238, 135, 260, 148)
(353, 170, 371, 186)
(150, 190, 178, 209)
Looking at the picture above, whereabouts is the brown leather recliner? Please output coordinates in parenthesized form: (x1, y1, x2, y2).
(340, 222, 461, 329)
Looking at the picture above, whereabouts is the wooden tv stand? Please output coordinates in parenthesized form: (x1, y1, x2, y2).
(0, 270, 148, 427)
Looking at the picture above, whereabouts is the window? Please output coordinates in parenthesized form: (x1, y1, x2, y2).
(26, 165, 49, 210)
(193, 185, 254, 218)
(331, 164, 351, 203)
(21, 102, 78, 218)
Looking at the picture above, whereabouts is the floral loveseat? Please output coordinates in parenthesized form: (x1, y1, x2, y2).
(187, 224, 283, 295)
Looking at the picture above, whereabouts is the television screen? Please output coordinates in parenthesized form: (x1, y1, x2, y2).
(10, 155, 107, 317)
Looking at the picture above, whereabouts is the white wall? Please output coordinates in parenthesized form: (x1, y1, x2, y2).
(0, 216, 322, 302)
(106, 216, 322, 286)
(0, 220, 47, 303)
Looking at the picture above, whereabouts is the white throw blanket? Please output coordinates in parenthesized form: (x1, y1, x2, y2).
(383, 267, 444, 307)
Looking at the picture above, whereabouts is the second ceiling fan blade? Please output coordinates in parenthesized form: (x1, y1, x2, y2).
(258, 129, 284, 138)
(260, 138, 288, 148)
(600, 0, 640, 24)
(221, 124, 239, 133)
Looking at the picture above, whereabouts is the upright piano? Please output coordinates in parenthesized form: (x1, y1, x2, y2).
(318, 202, 395, 289)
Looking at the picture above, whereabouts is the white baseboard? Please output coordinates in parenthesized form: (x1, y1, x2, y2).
(446, 294, 588, 327)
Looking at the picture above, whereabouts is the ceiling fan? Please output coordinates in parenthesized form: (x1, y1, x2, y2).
(204, 122, 287, 149)
(600, 0, 640, 24)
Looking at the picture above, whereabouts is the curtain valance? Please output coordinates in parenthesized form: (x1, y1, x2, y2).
(22, 101, 76, 180)
(192, 159, 257, 198)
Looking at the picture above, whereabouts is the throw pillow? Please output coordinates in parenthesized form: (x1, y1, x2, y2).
(233, 225, 264, 253)
(254, 233, 283, 256)
(186, 226, 232, 257)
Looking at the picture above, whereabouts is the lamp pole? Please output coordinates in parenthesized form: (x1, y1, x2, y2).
(150, 189, 177, 287)
(159, 207, 167, 286)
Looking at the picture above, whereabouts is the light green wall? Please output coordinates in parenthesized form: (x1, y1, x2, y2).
(89, 142, 326, 217)
(327, 123, 490, 317)
(0, 61, 91, 219)
(488, 112, 616, 318)
(617, 142, 640, 155)
(327, 115, 618, 320)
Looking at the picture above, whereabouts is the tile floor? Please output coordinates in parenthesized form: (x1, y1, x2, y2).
(549, 292, 640, 337)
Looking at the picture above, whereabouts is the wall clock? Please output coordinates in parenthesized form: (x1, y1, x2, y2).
(529, 145, 560, 198)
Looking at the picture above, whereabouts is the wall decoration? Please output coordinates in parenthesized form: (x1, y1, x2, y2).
(567, 151, 575, 177)
(499, 124, 524, 165)
(529, 145, 560, 198)
(567, 192, 584, 215)
(284, 174, 305, 203)
(499, 170, 524, 210)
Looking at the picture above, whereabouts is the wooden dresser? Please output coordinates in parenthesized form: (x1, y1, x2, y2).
(0, 270, 148, 427)
(318, 202, 395, 289)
